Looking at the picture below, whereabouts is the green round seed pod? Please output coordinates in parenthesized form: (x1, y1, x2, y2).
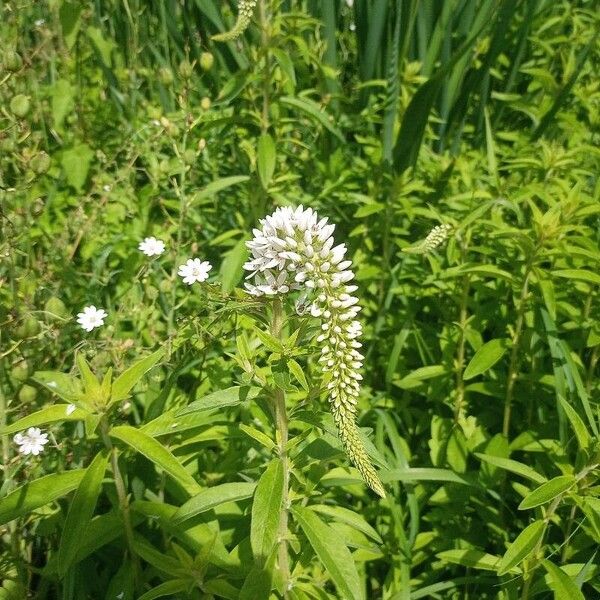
(10, 360, 30, 383)
(159, 67, 174, 86)
(159, 278, 171, 293)
(4, 50, 22, 72)
(178, 59, 193, 79)
(18, 384, 38, 403)
(31, 151, 51, 174)
(10, 94, 31, 118)
(44, 296, 69, 320)
(200, 96, 211, 111)
(200, 52, 214, 71)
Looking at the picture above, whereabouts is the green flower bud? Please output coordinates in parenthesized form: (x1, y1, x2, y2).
(199, 52, 214, 71)
(200, 96, 211, 111)
(178, 59, 194, 79)
(159, 67, 174, 86)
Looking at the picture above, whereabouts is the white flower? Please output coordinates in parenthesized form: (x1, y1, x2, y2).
(138, 236, 166, 257)
(178, 258, 212, 285)
(76, 306, 107, 332)
(14, 427, 49, 456)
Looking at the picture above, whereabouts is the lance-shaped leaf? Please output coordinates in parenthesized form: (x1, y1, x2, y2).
(58, 451, 109, 575)
(498, 520, 545, 575)
(110, 425, 199, 495)
(110, 349, 165, 404)
(0, 404, 87, 435)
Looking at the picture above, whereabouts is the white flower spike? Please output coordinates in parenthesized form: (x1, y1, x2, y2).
(14, 427, 49, 456)
(139, 236, 166, 257)
(244, 205, 385, 497)
(76, 306, 108, 332)
(178, 258, 212, 285)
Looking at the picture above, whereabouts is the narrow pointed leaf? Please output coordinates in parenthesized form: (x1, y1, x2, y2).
(518, 476, 575, 510)
(110, 349, 165, 403)
(498, 520, 545, 575)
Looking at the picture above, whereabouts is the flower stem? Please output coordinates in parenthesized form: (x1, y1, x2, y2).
(271, 298, 290, 596)
(454, 275, 470, 423)
(100, 420, 140, 583)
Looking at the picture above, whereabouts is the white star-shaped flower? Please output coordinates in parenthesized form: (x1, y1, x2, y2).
(138, 236, 166, 257)
(14, 427, 49, 456)
(76, 306, 107, 332)
(178, 258, 212, 285)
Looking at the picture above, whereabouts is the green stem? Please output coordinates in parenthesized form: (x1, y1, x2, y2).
(259, 0, 271, 134)
(454, 275, 470, 423)
(271, 298, 290, 596)
(100, 420, 140, 582)
(503, 259, 535, 437)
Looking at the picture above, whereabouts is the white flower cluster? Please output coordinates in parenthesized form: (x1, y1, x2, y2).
(244, 206, 384, 497)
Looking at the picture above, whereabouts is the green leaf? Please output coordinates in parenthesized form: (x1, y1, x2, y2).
(110, 349, 165, 403)
(437, 549, 520, 574)
(173, 482, 257, 524)
(76, 353, 101, 397)
(61, 143, 93, 192)
(219, 237, 249, 293)
(178, 386, 261, 416)
(257, 134, 276, 189)
(239, 558, 275, 600)
(109, 425, 199, 495)
(251, 459, 284, 565)
(50, 79, 74, 131)
(475, 454, 547, 484)
(59, 1, 83, 49)
(542, 560, 585, 600)
(0, 405, 87, 435)
(498, 520, 545, 575)
(33, 371, 82, 403)
(518, 476, 575, 510)
(292, 506, 365, 600)
(137, 580, 190, 600)
(558, 396, 591, 450)
(58, 452, 109, 575)
(394, 365, 446, 390)
(381, 468, 471, 485)
(239, 424, 276, 452)
(0, 471, 85, 525)
(463, 339, 508, 380)
(553, 269, 600, 286)
(310, 504, 382, 544)
(287, 359, 309, 392)
(191, 175, 250, 205)
(279, 96, 344, 142)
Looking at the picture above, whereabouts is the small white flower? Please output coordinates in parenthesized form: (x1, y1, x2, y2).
(178, 258, 212, 285)
(66, 404, 76, 416)
(76, 306, 108, 332)
(14, 427, 49, 456)
(138, 236, 166, 257)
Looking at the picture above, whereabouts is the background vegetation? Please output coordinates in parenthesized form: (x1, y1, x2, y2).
(1, 0, 599, 598)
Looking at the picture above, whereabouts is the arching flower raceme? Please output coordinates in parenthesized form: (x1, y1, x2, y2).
(212, 0, 257, 42)
(14, 427, 49, 456)
(244, 206, 385, 497)
(403, 223, 453, 254)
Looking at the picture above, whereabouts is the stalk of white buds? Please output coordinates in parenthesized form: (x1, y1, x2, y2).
(403, 223, 453, 254)
(212, 0, 257, 41)
(244, 206, 385, 497)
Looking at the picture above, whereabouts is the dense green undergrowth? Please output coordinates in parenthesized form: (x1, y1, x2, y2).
(1, 1, 599, 598)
